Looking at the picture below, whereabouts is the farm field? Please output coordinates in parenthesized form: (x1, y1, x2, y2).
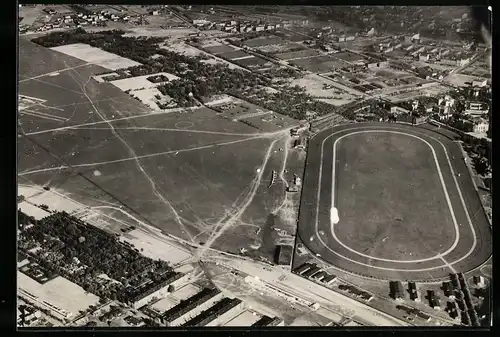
(219, 50, 253, 60)
(289, 55, 350, 73)
(233, 56, 272, 68)
(203, 44, 237, 55)
(256, 42, 304, 54)
(276, 49, 321, 60)
(332, 51, 366, 63)
(242, 36, 285, 48)
(50, 43, 142, 71)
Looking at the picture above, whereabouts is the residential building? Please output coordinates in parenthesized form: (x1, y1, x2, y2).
(473, 276, 485, 287)
(391, 106, 410, 115)
(419, 54, 430, 62)
(473, 119, 489, 133)
(193, 19, 209, 25)
(472, 79, 488, 87)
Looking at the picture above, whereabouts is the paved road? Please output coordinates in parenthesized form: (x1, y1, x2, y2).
(296, 123, 491, 281)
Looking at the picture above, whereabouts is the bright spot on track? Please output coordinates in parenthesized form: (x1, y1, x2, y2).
(93, 170, 102, 177)
(330, 207, 339, 224)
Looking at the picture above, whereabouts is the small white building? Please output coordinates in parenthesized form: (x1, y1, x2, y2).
(473, 275, 485, 287)
(391, 106, 410, 115)
(419, 54, 430, 62)
(472, 79, 488, 87)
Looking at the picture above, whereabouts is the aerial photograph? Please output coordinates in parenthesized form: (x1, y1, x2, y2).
(17, 5, 491, 328)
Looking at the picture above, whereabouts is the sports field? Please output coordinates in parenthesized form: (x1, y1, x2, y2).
(333, 131, 454, 261)
(296, 123, 492, 281)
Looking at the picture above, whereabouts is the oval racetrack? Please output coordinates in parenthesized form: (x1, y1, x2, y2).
(297, 123, 491, 281)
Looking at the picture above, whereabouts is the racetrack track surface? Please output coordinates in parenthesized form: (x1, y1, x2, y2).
(296, 123, 491, 281)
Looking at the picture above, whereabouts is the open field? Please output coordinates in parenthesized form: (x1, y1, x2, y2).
(120, 229, 192, 265)
(297, 123, 491, 281)
(444, 73, 484, 87)
(242, 36, 285, 48)
(290, 74, 357, 101)
(203, 45, 237, 55)
(160, 41, 245, 70)
(19, 40, 296, 252)
(290, 55, 351, 73)
(276, 49, 321, 60)
(332, 52, 366, 63)
(18, 272, 100, 317)
(122, 27, 198, 38)
(50, 43, 142, 70)
(19, 38, 87, 79)
(333, 132, 454, 260)
(255, 42, 304, 54)
(233, 56, 271, 68)
(17, 201, 51, 220)
(219, 50, 253, 60)
(109, 72, 179, 91)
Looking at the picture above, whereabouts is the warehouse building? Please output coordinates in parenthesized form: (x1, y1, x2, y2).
(274, 245, 293, 266)
(252, 315, 284, 327)
(321, 274, 337, 285)
(293, 263, 313, 275)
(389, 281, 405, 300)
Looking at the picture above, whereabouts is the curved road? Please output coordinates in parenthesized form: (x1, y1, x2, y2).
(297, 123, 491, 281)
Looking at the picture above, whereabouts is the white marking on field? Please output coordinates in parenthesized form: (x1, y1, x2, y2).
(231, 55, 255, 61)
(330, 130, 459, 263)
(20, 110, 66, 123)
(18, 63, 91, 83)
(50, 43, 141, 70)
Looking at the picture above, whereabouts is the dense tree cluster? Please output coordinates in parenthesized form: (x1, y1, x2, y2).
(18, 211, 173, 302)
(32, 29, 163, 65)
